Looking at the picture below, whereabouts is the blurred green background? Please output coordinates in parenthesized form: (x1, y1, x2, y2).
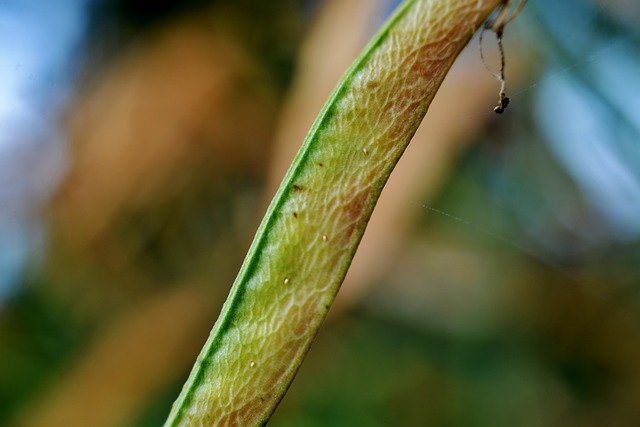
(1, 0, 640, 425)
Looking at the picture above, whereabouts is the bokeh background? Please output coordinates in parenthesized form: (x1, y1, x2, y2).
(2, 0, 640, 425)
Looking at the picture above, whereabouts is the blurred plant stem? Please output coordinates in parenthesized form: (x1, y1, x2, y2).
(13, 287, 215, 427)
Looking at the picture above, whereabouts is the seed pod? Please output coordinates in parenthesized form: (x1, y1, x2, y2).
(166, 0, 501, 425)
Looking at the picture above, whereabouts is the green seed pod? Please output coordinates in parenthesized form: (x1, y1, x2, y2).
(166, 0, 502, 425)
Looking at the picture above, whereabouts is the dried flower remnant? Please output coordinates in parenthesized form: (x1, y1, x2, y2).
(479, 0, 527, 113)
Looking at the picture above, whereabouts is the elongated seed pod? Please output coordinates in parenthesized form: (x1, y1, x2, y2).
(166, 0, 501, 425)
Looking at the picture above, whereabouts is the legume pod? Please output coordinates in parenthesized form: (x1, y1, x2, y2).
(166, 0, 501, 424)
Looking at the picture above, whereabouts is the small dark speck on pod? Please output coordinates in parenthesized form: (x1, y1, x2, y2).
(366, 80, 380, 89)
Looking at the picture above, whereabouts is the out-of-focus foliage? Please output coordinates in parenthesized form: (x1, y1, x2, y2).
(1, 0, 639, 426)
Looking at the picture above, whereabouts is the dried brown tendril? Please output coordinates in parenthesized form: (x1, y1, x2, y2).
(479, 0, 527, 114)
